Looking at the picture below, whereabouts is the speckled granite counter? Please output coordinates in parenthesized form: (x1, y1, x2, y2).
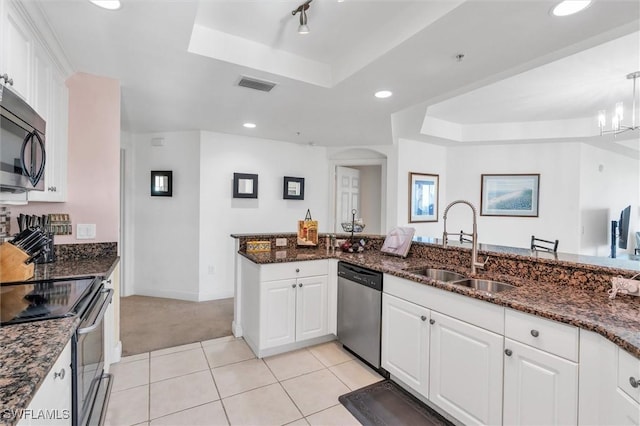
(0, 317, 79, 426)
(1, 242, 119, 426)
(238, 244, 640, 359)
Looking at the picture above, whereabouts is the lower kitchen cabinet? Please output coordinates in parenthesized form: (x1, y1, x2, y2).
(503, 338, 578, 425)
(18, 340, 72, 426)
(241, 258, 330, 357)
(381, 293, 430, 397)
(103, 262, 121, 371)
(429, 311, 504, 426)
(612, 389, 640, 425)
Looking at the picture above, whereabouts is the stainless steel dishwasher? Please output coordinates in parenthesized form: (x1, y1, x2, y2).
(337, 261, 383, 369)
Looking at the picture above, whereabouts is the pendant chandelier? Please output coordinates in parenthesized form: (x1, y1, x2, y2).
(598, 71, 640, 137)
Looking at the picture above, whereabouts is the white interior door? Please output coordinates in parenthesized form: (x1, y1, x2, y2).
(335, 166, 360, 231)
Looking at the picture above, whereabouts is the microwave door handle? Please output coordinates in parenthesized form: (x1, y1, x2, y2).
(78, 288, 114, 335)
(32, 131, 45, 185)
(20, 131, 31, 179)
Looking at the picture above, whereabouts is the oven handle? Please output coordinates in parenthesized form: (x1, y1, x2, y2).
(78, 288, 113, 335)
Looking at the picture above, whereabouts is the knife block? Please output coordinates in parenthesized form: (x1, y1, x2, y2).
(0, 243, 34, 283)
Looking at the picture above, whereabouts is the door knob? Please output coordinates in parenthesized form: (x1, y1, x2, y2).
(429, 319, 435, 325)
(298, 283, 302, 287)
(530, 330, 540, 337)
(630, 377, 639, 388)
(295, 268, 300, 273)
(420, 315, 427, 321)
(291, 284, 296, 288)
(504, 349, 513, 357)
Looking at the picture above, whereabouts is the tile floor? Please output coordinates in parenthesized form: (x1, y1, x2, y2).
(105, 337, 383, 425)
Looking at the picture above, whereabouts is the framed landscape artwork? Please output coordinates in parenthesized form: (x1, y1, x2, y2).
(480, 174, 540, 217)
(409, 172, 439, 223)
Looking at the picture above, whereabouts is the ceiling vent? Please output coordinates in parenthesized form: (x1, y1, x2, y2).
(237, 76, 276, 92)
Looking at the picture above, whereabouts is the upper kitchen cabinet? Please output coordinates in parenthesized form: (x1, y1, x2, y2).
(1, 0, 69, 202)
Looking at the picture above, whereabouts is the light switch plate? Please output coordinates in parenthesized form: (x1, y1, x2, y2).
(276, 238, 288, 247)
(77, 223, 96, 240)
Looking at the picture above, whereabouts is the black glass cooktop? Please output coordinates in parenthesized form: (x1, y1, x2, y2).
(0, 277, 98, 326)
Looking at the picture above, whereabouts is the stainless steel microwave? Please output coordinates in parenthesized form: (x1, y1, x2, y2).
(0, 85, 46, 192)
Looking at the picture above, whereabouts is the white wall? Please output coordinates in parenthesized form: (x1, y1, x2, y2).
(445, 142, 582, 252)
(579, 144, 639, 256)
(396, 138, 448, 237)
(131, 131, 201, 300)
(198, 131, 330, 300)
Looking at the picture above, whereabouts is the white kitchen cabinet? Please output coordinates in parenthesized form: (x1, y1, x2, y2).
(241, 258, 331, 358)
(429, 311, 504, 426)
(103, 262, 121, 371)
(612, 389, 640, 426)
(1, 0, 32, 100)
(503, 308, 579, 426)
(503, 339, 578, 425)
(381, 293, 430, 397)
(19, 340, 72, 426)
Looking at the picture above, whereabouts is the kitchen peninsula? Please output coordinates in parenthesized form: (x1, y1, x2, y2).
(233, 232, 640, 425)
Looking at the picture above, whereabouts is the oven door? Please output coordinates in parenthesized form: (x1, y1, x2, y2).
(73, 286, 113, 426)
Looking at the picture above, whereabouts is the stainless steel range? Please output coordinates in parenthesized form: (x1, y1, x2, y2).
(1, 277, 113, 426)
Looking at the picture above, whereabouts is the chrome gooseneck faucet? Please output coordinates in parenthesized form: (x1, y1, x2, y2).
(442, 200, 488, 274)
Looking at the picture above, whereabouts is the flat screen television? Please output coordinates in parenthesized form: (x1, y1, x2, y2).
(618, 205, 631, 249)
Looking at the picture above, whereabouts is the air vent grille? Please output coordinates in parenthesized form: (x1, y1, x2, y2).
(238, 76, 276, 92)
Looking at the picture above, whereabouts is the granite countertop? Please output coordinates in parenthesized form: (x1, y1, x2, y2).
(0, 255, 119, 426)
(240, 248, 640, 359)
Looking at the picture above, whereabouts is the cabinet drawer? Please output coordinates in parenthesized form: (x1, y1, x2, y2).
(260, 260, 328, 281)
(505, 309, 578, 362)
(618, 347, 640, 404)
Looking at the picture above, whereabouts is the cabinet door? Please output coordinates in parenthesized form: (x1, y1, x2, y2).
(19, 340, 72, 426)
(295, 275, 328, 342)
(381, 293, 429, 397)
(429, 311, 503, 426)
(612, 388, 640, 426)
(2, 2, 32, 100)
(260, 279, 296, 349)
(503, 338, 578, 425)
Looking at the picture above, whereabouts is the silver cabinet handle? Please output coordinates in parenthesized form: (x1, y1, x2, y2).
(530, 330, 540, 337)
(295, 268, 300, 273)
(298, 283, 302, 287)
(291, 284, 296, 288)
(420, 315, 427, 321)
(429, 319, 435, 325)
(505, 349, 513, 356)
(54, 368, 65, 380)
(630, 377, 639, 388)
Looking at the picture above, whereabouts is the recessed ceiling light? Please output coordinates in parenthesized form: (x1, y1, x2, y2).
(243, 122, 256, 129)
(551, 0, 592, 16)
(89, 0, 121, 10)
(375, 90, 392, 99)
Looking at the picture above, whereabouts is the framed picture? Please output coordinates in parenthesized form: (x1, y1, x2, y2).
(481, 174, 540, 217)
(283, 176, 305, 200)
(409, 172, 439, 223)
(233, 173, 258, 198)
(150, 171, 172, 197)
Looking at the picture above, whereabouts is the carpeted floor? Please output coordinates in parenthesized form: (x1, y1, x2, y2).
(120, 295, 234, 356)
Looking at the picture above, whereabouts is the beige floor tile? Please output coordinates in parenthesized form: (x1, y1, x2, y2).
(203, 339, 255, 368)
(264, 349, 325, 381)
(200, 335, 237, 347)
(150, 401, 228, 426)
(105, 385, 149, 426)
(150, 348, 209, 382)
(151, 342, 202, 357)
(222, 383, 302, 426)
(308, 341, 354, 367)
(281, 369, 350, 416)
(120, 353, 150, 364)
(285, 418, 310, 426)
(212, 358, 277, 398)
(329, 359, 383, 391)
(150, 370, 219, 419)
(305, 404, 361, 426)
(111, 359, 149, 392)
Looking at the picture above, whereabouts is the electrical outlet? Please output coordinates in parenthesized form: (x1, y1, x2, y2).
(77, 224, 96, 240)
(276, 238, 288, 247)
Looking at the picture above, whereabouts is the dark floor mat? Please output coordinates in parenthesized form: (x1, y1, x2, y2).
(339, 380, 454, 426)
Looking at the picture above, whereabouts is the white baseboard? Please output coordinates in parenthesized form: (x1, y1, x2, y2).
(198, 289, 234, 301)
(134, 287, 200, 302)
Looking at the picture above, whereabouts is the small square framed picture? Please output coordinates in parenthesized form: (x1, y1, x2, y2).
(283, 176, 305, 200)
(150, 171, 172, 197)
(233, 173, 258, 198)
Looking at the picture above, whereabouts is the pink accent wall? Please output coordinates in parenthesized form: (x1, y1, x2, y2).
(12, 72, 120, 244)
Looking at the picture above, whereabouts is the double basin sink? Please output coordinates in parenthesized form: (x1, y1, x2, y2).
(404, 267, 515, 293)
